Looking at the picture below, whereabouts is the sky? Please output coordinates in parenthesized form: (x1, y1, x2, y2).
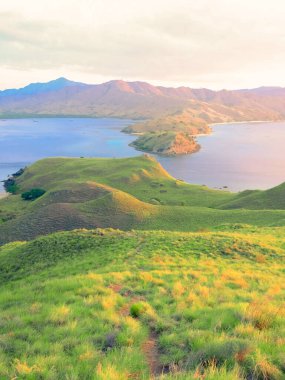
(1, 0, 285, 90)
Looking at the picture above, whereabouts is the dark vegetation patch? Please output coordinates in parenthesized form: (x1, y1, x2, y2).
(21, 188, 46, 201)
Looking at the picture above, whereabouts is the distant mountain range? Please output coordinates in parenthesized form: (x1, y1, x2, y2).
(1, 77, 285, 124)
(1, 77, 285, 155)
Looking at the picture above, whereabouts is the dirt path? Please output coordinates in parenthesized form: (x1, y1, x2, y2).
(142, 331, 166, 378)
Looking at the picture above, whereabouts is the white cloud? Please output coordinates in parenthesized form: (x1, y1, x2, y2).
(1, 0, 285, 89)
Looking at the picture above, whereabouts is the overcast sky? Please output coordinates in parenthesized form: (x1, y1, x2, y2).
(1, 0, 285, 90)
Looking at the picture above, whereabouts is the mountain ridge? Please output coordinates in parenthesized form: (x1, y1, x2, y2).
(0, 77, 86, 97)
(1, 77, 285, 121)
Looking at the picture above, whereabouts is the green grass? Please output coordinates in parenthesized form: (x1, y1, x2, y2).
(0, 228, 284, 379)
(0, 156, 285, 378)
(1, 155, 285, 244)
(218, 183, 285, 210)
(8, 155, 233, 207)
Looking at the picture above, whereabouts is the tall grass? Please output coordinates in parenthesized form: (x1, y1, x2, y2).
(0, 228, 284, 378)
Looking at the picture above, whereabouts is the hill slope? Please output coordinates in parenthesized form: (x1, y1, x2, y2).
(1, 156, 285, 243)
(0, 228, 284, 379)
(219, 183, 285, 210)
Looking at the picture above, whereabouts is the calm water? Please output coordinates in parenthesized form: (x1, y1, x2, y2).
(0, 118, 138, 192)
(159, 121, 285, 191)
(0, 118, 285, 193)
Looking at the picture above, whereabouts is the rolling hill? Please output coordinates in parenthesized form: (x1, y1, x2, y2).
(1, 155, 285, 244)
(218, 183, 285, 210)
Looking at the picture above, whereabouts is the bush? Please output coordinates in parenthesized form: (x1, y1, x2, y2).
(3, 178, 19, 194)
(130, 302, 147, 318)
(21, 188, 46, 201)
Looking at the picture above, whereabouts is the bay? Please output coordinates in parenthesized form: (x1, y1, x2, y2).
(1, 118, 285, 193)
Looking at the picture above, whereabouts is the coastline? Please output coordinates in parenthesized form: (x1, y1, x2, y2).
(209, 120, 283, 126)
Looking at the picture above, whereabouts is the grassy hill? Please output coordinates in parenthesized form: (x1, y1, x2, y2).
(1, 155, 285, 244)
(219, 183, 285, 210)
(0, 227, 284, 379)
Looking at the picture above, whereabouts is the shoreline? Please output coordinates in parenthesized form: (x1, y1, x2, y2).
(209, 119, 284, 126)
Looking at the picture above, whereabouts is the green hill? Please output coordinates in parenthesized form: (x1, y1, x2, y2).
(1, 155, 285, 244)
(219, 183, 285, 210)
(0, 156, 285, 379)
(0, 228, 284, 379)
(6, 155, 232, 207)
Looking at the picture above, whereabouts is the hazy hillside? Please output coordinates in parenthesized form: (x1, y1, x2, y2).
(0, 78, 190, 119)
(1, 78, 285, 124)
(0, 77, 86, 97)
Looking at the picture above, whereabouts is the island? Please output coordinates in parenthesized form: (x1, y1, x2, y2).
(130, 131, 200, 155)
(124, 111, 211, 155)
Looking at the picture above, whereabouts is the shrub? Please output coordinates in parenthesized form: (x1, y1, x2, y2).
(130, 302, 147, 318)
(21, 188, 46, 201)
(3, 178, 19, 194)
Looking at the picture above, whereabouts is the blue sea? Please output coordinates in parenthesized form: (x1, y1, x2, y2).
(1, 118, 285, 193)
